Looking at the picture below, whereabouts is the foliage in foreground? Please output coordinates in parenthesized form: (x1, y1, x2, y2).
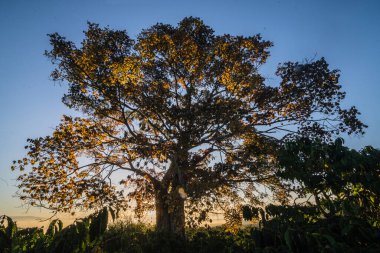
(103, 215, 380, 253)
(1, 206, 380, 253)
(0, 207, 115, 253)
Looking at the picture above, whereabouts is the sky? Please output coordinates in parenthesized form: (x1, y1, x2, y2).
(0, 0, 379, 226)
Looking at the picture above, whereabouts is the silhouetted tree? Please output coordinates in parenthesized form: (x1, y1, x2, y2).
(12, 17, 365, 236)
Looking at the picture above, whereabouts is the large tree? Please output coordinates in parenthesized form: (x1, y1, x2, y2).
(12, 17, 365, 236)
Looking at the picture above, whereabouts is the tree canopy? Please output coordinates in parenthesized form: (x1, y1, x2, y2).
(12, 17, 365, 235)
(277, 138, 380, 226)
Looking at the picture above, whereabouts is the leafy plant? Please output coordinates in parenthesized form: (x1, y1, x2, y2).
(0, 207, 116, 253)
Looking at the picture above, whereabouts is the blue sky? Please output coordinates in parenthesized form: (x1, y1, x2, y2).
(0, 0, 379, 223)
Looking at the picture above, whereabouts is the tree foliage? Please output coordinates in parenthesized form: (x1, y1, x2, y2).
(277, 138, 380, 227)
(12, 17, 365, 234)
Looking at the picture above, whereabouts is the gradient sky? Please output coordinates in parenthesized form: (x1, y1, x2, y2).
(0, 0, 379, 224)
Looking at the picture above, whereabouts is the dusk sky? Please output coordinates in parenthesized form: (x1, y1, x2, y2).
(1, 0, 379, 225)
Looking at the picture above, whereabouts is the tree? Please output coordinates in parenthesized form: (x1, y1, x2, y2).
(12, 17, 365, 236)
(277, 138, 380, 226)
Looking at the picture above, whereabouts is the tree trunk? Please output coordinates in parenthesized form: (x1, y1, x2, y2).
(155, 190, 185, 237)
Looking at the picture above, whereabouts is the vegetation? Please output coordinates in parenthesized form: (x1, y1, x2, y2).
(277, 138, 380, 227)
(2, 201, 380, 252)
(0, 207, 113, 253)
(11, 17, 366, 237)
